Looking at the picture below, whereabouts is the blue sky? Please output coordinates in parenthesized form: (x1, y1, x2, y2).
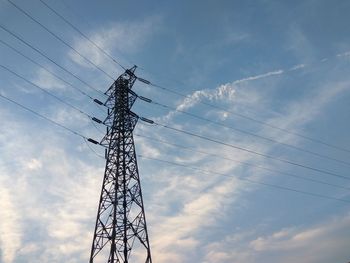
(0, 0, 350, 262)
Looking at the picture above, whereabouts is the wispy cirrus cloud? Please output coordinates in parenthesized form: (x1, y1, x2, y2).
(161, 48, 350, 124)
(160, 68, 285, 122)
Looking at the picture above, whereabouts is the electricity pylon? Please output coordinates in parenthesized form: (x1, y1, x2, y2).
(89, 66, 152, 263)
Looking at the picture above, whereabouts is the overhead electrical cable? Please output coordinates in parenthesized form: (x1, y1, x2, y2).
(148, 121, 349, 180)
(10, 0, 347, 154)
(143, 81, 350, 154)
(4, 53, 344, 183)
(142, 98, 350, 166)
(37, 0, 126, 71)
(0, 23, 106, 97)
(31, 0, 349, 155)
(138, 155, 350, 204)
(6, 0, 116, 81)
(0, 38, 97, 102)
(60, 0, 138, 69)
(1, 93, 348, 205)
(134, 133, 350, 191)
(0, 92, 88, 139)
(0, 63, 93, 120)
(3, 0, 348, 191)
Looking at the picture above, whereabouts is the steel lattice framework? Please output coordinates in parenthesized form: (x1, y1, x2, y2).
(90, 67, 152, 263)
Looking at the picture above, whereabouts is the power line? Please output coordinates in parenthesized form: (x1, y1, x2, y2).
(149, 121, 350, 180)
(6, 0, 116, 81)
(0, 63, 92, 119)
(135, 133, 350, 191)
(0, 92, 87, 139)
(144, 99, 350, 167)
(138, 155, 350, 204)
(22, 0, 348, 155)
(39, 0, 349, 155)
(145, 81, 350, 154)
(24, 0, 348, 156)
(0, 86, 106, 158)
(2, 0, 346, 182)
(4, 40, 344, 184)
(0, 23, 106, 97)
(2, 83, 348, 206)
(0, 38, 97, 102)
(37, 0, 126, 71)
(1, 91, 348, 205)
(60, 0, 138, 69)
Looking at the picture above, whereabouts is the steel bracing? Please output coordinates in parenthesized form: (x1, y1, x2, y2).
(90, 67, 152, 263)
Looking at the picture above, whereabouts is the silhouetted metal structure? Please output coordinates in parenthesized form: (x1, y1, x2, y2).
(90, 67, 152, 263)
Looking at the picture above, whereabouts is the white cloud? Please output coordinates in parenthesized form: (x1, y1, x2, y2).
(135, 136, 161, 158)
(230, 70, 284, 85)
(31, 68, 66, 91)
(24, 158, 42, 170)
(336, 51, 350, 58)
(50, 106, 90, 128)
(161, 69, 284, 122)
(159, 48, 350, 124)
(0, 177, 22, 263)
(289, 63, 305, 71)
(150, 175, 243, 262)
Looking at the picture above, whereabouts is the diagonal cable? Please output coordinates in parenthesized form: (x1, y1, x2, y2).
(146, 99, 350, 166)
(7, 0, 116, 80)
(135, 133, 350, 191)
(0, 63, 92, 119)
(0, 92, 87, 139)
(138, 155, 350, 204)
(145, 81, 350, 154)
(38, 0, 126, 71)
(148, 121, 349, 180)
(0, 23, 106, 97)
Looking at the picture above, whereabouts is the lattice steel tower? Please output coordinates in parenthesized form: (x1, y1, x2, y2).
(90, 67, 152, 263)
